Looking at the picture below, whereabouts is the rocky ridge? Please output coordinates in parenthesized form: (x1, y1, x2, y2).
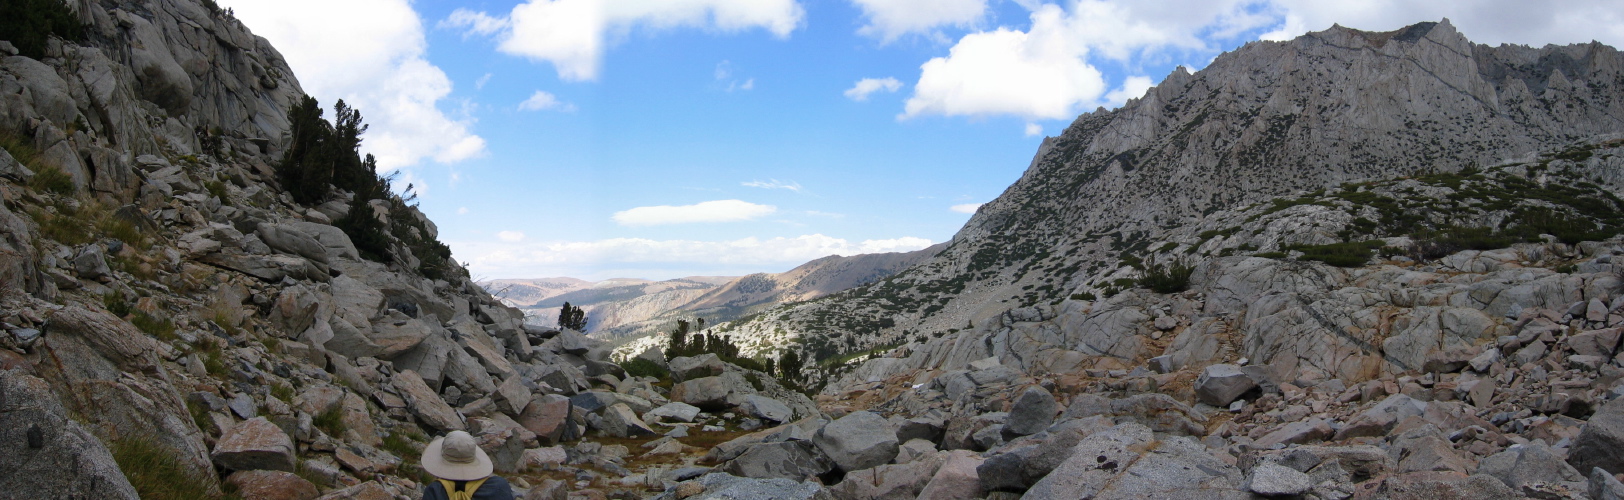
(720, 20, 1624, 381)
(0, 1, 845, 499)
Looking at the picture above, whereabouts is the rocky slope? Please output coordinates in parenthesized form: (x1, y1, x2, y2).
(0, 1, 835, 499)
(724, 19, 1624, 372)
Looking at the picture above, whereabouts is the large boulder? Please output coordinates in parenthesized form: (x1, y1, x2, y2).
(225, 470, 320, 500)
(518, 395, 576, 445)
(1479, 442, 1585, 492)
(672, 376, 732, 410)
(670, 354, 728, 382)
(212, 417, 296, 472)
(684, 472, 833, 500)
(1024, 422, 1247, 499)
(743, 395, 794, 424)
(814, 411, 899, 473)
(1195, 364, 1257, 406)
(599, 403, 657, 438)
(1005, 386, 1058, 436)
(392, 370, 464, 432)
(1571, 397, 1624, 475)
(720, 441, 832, 480)
(829, 452, 947, 500)
(0, 371, 139, 499)
(917, 450, 986, 500)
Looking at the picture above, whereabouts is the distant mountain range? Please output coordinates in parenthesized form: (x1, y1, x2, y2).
(479, 243, 945, 342)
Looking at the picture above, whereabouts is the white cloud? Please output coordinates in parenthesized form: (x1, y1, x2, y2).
(742, 179, 802, 192)
(612, 200, 777, 226)
(849, 0, 988, 43)
(498, 231, 526, 242)
(950, 203, 983, 214)
(716, 61, 755, 92)
(519, 90, 577, 112)
(1103, 75, 1155, 107)
(844, 77, 903, 101)
(224, 0, 486, 170)
(899, 0, 1274, 121)
(475, 73, 493, 89)
(457, 207, 470, 215)
(446, 0, 805, 81)
(442, 9, 509, 37)
(1024, 123, 1042, 137)
(456, 234, 934, 279)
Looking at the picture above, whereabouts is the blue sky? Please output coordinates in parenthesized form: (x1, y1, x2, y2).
(219, 0, 1624, 280)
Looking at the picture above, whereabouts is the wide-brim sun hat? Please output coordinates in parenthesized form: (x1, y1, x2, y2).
(421, 431, 494, 481)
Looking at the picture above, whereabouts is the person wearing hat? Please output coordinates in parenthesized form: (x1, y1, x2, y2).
(421, 430, 515, 500)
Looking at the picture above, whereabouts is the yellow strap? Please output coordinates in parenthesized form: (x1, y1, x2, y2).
(438, 477, 489, 500)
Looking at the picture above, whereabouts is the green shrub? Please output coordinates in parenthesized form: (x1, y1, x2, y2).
(1137, 260, 1194, 293)
(130, 312, 176, 341)
(313, 406, 346, 437)
(1254, 251, 1288, 259)
(28, 164, 76, 195)
(1289, 240, 1385, 267)
(112, 437, 225, 499)
(619, 357, 669, 380)
(270, 383, 295, 402)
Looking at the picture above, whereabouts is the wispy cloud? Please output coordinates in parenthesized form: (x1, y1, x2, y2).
(716, 60, 755, 92)
(844, 77, 903, 101)
(950, 203, 983, 214)
(612, 200, 777, 226)
(742, 179, 802, 192)
(519, 90, 576, 112)
(497, 230, 526, 242)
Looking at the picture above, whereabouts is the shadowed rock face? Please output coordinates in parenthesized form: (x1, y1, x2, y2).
(725, 19, 1624, 370)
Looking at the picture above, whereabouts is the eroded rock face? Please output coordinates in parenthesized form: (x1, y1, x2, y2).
(212, 417, 297, 472)
(0, 371, 139, 499)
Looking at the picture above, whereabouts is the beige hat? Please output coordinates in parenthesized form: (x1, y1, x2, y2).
(421, 431, 493, 481)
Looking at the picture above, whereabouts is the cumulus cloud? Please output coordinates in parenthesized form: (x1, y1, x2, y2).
(445, 0, 804, 81)
(498, 231, 526, 242)
(742, 179, 802, 192)
(849, 0, 988, 43)
(950, 203, 983, 214)
(519, 90, 577, 112)
(613, 200, 777, 226)
(899, 0, 1273, 121)
(897, 0, 1624, 124)
(1103, 75, 1155, 106)
(1024, 123, 1042, 137)
(224, 0, 486, 170)
(455, 234, 934, 279)
(844, 77, 903, 101)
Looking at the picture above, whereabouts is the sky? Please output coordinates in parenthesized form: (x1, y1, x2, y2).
(217, 0, 1624, 281)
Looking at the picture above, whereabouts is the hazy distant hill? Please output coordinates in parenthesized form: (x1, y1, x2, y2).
(480, 245, 943, 341)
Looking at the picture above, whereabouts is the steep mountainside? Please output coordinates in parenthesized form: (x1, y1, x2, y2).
(0, 1, 817, 498)
(727, 20, 1624, 368)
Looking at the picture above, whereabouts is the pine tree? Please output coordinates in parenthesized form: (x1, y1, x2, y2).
(558, 302, 587, 331)
(779, 350, 803, 382)
(278, 95, 333, 205)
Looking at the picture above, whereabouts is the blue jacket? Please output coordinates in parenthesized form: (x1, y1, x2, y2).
(421, 475, 515, 500)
